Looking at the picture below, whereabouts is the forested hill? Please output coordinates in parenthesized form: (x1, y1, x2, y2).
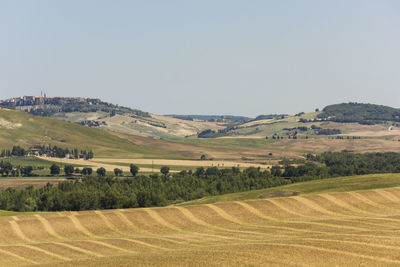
(317, 103, 400, 124)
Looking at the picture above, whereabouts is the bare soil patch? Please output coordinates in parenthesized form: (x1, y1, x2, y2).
(0, 118, 22, 129)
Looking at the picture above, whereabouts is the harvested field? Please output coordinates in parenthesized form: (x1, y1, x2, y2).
(92, 158, 271, 169)
(0, 179, 65, 190)
(272, 138, 400, 153)
(2, 186, 400, 266)
(37, 157, 159, 173)
(38, 157, 272, 174)
(111, 132, 285, 161)
(343, 130, 400, 137)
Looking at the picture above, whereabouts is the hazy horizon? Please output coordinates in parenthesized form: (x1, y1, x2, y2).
(1, 0, 399, 117)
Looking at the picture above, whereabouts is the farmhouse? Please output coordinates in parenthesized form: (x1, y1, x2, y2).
(27, 148, 40, 157)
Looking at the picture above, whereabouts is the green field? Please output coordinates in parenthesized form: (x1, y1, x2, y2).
(3, 156, 56, 167)
(0, 210, 37, 216)
(0, 108, 183, 159)
(1, 156, 88, 176)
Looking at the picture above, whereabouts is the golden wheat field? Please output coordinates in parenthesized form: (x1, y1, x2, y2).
(0, 187, 400, 266)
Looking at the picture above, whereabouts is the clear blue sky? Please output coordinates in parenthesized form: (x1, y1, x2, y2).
(0, 0, 399, 116)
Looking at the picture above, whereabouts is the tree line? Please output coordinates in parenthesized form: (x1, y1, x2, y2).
(1, 146, 26, 157)
(0, 161, 36, 177)
(1, 146, 94, 159)
(1, 152, 400, 212)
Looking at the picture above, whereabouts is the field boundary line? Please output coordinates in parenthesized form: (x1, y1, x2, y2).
(228, 201, 400, 238)
(382, 189, 400, 200)
(121, 238, 170, 251)
(273, 195, 397, 230)
(374, 189, 399, 202)
(34, 214, 67, 240)
(113, 210, 197, 246)
(205, 204, 313, 237)
(144, 209, 182, 232)
(206, 203, 376, 237)
(229, 200, 400, 239)
(113, 210, 141, 231)
(86, 240, 136, 254)
(304, 237, 400, 251)
(261, 242, 400, 265)
(227, 250, 310, 267)
(24, 244, 71, 261)
(9, 220, 34, 243)
(349, 192, 400, 215)
(0, 247, 38, 265)
(320, 194, 374, 216)
(68, 215, 99, 238)
(321, 194, 400, 223)
(175, 206, 270, 241)
(54, 242, 103, 257)
(94, 211, 122, 234)
(293, 196, 342, 216)
(235, 201, 368, 232)
(145, 208, 258, 242)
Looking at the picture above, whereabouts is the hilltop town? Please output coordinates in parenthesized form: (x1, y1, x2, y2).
(0, 94, 101, 111)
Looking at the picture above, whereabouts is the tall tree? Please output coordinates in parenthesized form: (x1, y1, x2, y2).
(50, 164, 60, 175)
(160, 166, 170, 176)
(97, 167, 106, 177)
(130, 164, 139, 177)
(82, 167, 92, 176)
(114, 168, 123, 176)
(64, 165, 74, 176)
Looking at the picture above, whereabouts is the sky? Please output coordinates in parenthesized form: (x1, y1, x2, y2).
(0, 0, 399, 117)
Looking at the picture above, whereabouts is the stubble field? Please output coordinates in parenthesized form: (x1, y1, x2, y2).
(1, 181, 400, 266)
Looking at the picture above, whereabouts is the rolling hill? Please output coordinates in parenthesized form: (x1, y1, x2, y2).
(2, 98, 400, 164)
(0, 96, 225, 138)
(0, 107, 181, 159)
(0, 173, 399, 266)
(2, 100, 400, 266)
(3, 97, 400, 141)
(0, 107, 284, 163)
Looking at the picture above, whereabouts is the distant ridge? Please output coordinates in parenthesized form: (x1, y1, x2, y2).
(0, 95, 149, 117)
(165, 114, 252, 122)
(0, 96, 225, 138)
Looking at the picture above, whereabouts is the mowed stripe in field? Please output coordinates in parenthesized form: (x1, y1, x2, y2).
(0, 188, 399, 266)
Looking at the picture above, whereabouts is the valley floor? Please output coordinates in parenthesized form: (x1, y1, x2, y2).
(38, 156, 271, 173)
(1, 184, 400, 266)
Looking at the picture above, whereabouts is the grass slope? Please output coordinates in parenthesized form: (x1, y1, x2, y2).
(54, 111, 225, 139)
(0, 108, 181, 159)
(179, 173, 400, 205)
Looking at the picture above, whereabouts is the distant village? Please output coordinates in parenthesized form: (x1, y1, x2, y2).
(0, 93, 102, 111)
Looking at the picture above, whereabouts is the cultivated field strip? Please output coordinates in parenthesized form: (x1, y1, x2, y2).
(0, 188, 400, 266)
